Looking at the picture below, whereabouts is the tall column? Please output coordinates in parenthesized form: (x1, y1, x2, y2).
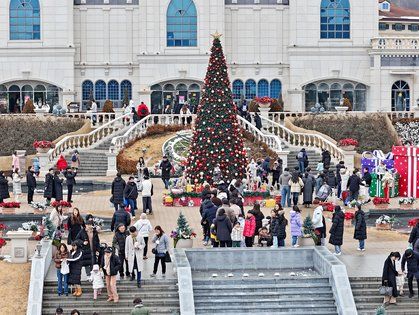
(103, 8, 111, 63)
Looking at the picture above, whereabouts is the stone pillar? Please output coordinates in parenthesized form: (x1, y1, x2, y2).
(16, 150, 26, 174)
(343, 150, 357, 173)
(106, 152, 118, 177)
(6, 230, 33, 263)
(414, 106, 419, 118)
(139, 89, 152, 110)
(277, 150, 290, 170)
(36, 152, 51, 177)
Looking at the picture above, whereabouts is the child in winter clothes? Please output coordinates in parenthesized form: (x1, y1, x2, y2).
(231, 222, 243, 247)
(89, 264, 105, 300)
(290, 206, 302, 247)
(243, 211, 256, 247)
(258, 227, 272, 247)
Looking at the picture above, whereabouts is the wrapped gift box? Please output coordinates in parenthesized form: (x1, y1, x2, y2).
(265, 199, 276, 208)
(392, 146, 419, 198)
(361, 150, 394, 173)
(370, 173, 384, 198)
(186, 184, 194, 193)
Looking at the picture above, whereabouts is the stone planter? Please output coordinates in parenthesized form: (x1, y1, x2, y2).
(35, 147, 50, 154)
(33, 208, 45, 215)
(299, 236, 315, 246)
(1, 207, 16, 215)
(375, 204, 389, 210)
(340, 145, 356, 151)
(176, 238, 193, 249)
(376, 223, 391, 230)
(258, 107, 271, 119)
(335, 106, 349, 114)
(258, 102, 271, 110)
(400, 204, 413, 209)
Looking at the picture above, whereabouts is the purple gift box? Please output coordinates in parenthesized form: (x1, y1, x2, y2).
(361, 150, 394, 173)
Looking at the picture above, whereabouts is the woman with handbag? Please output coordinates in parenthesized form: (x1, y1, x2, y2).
(54, 243, 69, 296)
(150, 226, 169, 278)
(381, 251, 401, 305)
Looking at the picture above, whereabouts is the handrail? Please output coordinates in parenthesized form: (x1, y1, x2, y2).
(110, 114, 197, 154)
(237, 115, 282, 152)
(49, 113, 131, 161)
(258, 115, 346, 161)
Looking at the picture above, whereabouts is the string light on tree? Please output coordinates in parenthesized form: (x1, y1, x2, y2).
(186, 33, 247, 183)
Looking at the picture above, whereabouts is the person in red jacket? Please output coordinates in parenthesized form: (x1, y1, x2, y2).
(137, 102, 150, 120)
(56, 155, 68, 172)
(243, 211, 256, 247)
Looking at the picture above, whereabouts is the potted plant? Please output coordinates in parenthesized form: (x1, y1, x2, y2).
(33, 140, 55, 153)
(51, 201, 72, 209)
(301, 215, 318, 246)
(398, 197, 415, 209)
(338, 138, 359, 151)
(30, 201, 48, 214)
(0, 223, 7, 238)
(170, 212, 196, 248)
(344, 211, 355, 227)
(22, 221, 39, 237)
(373, 197, 390, 209)
(0, 202, 21, 215)
(375, 215, 396, 230)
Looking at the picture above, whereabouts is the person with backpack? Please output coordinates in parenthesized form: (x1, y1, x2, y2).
(71, 150, 80, 170)
(296, 148, 308, 173)
(124, 176, 139, 218)
(64, 167, 77, 203)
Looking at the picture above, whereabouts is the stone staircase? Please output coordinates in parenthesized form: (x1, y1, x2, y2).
(71, 138, 112, 177)
(192, 276, 338, 314)
(286, 148, 336, 173)
(351, 277, 418, 315)
(42, 279, 180, 315)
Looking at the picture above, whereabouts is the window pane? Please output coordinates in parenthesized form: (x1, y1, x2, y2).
(320, 0, 350, 39)
(9, 0, 41, 40)
(167, 0, 197, 47)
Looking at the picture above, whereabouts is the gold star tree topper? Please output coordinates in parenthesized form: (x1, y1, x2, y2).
(211, 31, 223, 39)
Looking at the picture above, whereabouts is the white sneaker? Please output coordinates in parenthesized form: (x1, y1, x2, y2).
(361, 248, 365, 251)
(334, 252, 342, 256)
(202, 241, 207, 246)
(293, 244, 300, 248)
(357, 248, 362, 251)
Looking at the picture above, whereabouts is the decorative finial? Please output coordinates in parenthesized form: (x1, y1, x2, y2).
(211, 31, 223, 39)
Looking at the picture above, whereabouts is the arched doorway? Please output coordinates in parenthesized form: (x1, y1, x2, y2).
(150, 80, 202, 114)
(392, 80, 410, 111)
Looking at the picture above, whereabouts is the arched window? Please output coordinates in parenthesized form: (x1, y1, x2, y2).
(245, 79, 256, 100)
(107, 80, 119, 101)
(270, 79, 282, 99)
(10, 0, 41, 40)
(392, 80, 410, 111)
(167, 0, 197, 47)
(82, 80, 93, 101)
(257, 80, 269, 97)
(320, 0, 350, 39)
(232, 80, 244, 100)
(95, 80, 106, 101)
(120, 80, 132, 101)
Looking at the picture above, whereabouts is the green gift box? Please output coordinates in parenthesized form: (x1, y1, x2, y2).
(390, 173, 399, 198)
(370, 173, 384, 198)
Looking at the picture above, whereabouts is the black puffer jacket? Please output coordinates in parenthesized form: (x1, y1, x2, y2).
(347, 174, 361, 193)
(382, 256, 399, 297)
(354, 210, 367, 240)
(123, 182, 138, 200)
(26, 171, 36, 190)
(277, 215, 288, 240)
(67, 216, 85, 245)
(329, 210, 345, 246)
(401, 251, 419, 278)
(67, 247, 83, 285)
(111, 176, 126, 205)
(101, 254, 121, 277)
(43, 173, 53, 199)
(64, 171, 77, 186)
(409, 224, 419, 245)
(53, 175, 64, 201)
(0, 174, 9, 200)
(112, 224, 129, 257)
(160, 160, 172, 179)
(111, 208, 131, 232)
(213, 214, 232, 242)
(75, 227, 100, 267)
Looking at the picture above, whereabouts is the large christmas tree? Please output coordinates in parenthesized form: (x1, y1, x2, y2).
(186, 33, 247, 183)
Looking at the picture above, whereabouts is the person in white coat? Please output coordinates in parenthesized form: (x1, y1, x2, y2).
(312, 205, 326, 246)
(89, 264, 105, 300)
(125, 226, 145, 288)
(50, 206, 68, 230)
(134, 213, 153, 259)
(12, 168, 22, 202)
(141, 176, 153, 214)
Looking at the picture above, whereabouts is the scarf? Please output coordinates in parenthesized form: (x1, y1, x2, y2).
(104, 254, 111, 275)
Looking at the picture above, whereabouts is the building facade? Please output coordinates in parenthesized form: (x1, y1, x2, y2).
(0, 0, 417, 113)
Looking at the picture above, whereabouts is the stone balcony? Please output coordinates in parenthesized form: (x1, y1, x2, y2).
(371, 37, 419, 51)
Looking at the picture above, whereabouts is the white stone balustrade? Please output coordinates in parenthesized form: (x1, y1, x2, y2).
(371, 37, 419, 50)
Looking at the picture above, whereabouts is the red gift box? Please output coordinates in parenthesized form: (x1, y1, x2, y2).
(392, 146, 419, 198)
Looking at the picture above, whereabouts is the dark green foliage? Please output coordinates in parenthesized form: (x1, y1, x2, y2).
(293, 114, 398, 153)
(0, 116, 84, 156)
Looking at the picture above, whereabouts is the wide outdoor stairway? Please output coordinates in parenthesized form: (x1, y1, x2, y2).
(72, 138, 112, 177)
(42, 279, 180, 315)
(351, 277, 418, 315)
(192, 272, 338, 315)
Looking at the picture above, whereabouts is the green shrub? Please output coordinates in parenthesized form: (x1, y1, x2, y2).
(0, 116, 84, 156)
(292, 114, 398, 154)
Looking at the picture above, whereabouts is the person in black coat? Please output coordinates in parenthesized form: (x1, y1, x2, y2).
(64, 168, 77, 203)
(271, 161, 282, 190)
(201, 198, 220, 245)
(111, 173, 126, 212)
(408, 221, 419, 247)
(254, 113, 262, 130)
(112, 223, 130, 278)
(322, 149, 331, 169)
(213, 208, 233, 247)
(272, 211, 287, 247)
(329, 206, 345, 255)
(326, 170, 338, 189)
(353, 205, 367, 251)
(335, 161, 345, 198)
(382, 252, 401, 304)
(123, 177, 138, 217)
(67, 208, 85, 245)
(362, 167, 372, 187)
(75, 216, 100, 276)
(26, 166, 37, 204)
(111, 205, 131, 232)
(401, 249, 419, 298)
(251, 203, 265, 237)
(53, 171, 64, 201)
(101, 247, 121, 303)
(347, 170, 361, 202)
(67, 240, 83, 296)
(44, 168, 54, 204)
(0, 171, 9, 203)
(159, 156, 172, 189)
